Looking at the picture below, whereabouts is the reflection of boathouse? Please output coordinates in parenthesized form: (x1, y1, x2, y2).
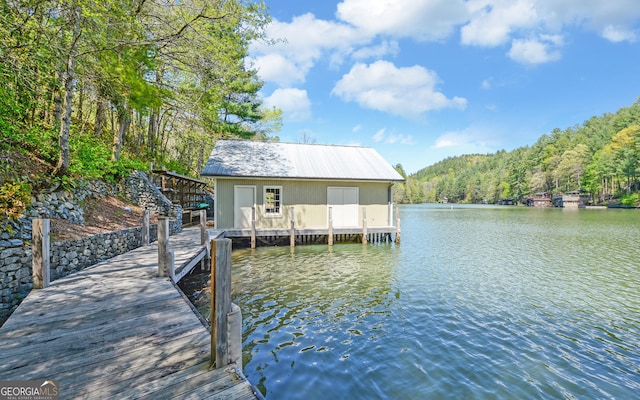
(552, 190, 589, 208)
(525, 192, 552, 207)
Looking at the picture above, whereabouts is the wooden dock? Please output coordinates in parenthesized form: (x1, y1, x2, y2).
(0, 227, 261, 399)
(223, 206, 401, 248)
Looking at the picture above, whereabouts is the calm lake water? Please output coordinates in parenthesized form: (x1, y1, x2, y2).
(227, 204, 640, 399)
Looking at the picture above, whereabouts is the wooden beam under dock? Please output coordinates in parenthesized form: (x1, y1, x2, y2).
(222, 225, 400, 248)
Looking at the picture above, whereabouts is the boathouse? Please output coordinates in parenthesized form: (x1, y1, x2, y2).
(201, 140, 404, 245)
(552, 190, 589, 208)
(526, 192, 552, 207)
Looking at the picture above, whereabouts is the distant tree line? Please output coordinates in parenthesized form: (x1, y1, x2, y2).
(394, 100, 640, 206)
(0, 0, 281, 180)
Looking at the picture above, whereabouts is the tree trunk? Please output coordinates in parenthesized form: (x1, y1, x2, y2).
(112, 105, 130, 161)
(95, 96, 107, 136)
(77, 80, 84, 123)
(136, 111, 144, 148)
(54, 6, 82, 177)
(52, 72, 63, 127)
(148, 107, 158, 158)
(147, 69, 164, 160)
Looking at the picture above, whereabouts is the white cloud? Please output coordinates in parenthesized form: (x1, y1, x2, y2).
(351, 40, 400, 60)
(540, 33, 564, 46)
(461, 0, 539, 46)
(336, 0, 469, 41)
(372, 128, 386, 142)
(481, 79, 492, 90)
(249, 13, 366, 87)
(263, 88, 312, 121)
(250, 1, 640, 88)
(352, 124, 362, 132)
(508, 35, 563, 65)
(536, 0, 640, 41)
(252, 54, 307, 86)
(387, 133, 416, 145)
(431, 126, 501, 157)
(332, 61, 467, 118)
(336, 0, 640, 46)
(371, 128, 414, 145)
(601, 25, 637, 42)
(432, 132, 470, 149)
(428, 130, 498, 165)
(461, 0, 640, 45)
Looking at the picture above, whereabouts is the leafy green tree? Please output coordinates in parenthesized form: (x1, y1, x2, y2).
(1, 0, 277, 179)
(404, 100, 639, 205)
(602, 125, 640, 193)
(529, 167, 548, 193)
(555, 144, 590, 190)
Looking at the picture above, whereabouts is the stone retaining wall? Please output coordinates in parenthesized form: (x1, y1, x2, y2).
(122, 171, 182, 219)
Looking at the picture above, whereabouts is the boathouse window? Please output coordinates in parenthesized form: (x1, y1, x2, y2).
(264, 186, 282, 216)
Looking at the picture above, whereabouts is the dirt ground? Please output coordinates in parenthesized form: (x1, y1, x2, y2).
(50, 195, 159, 241)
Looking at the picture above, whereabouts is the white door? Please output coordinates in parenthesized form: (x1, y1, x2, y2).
(328, 187, 359, 227)
(234, 186, 255, 228)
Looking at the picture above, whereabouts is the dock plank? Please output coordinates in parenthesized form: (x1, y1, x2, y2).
(0, 227, 259, 400)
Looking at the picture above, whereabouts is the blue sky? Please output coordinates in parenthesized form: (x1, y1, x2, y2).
(249, 0, 640, 173)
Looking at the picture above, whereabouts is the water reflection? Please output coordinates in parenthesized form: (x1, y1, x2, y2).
(232, 243, 400, 391)
(221, 205, 640, 399)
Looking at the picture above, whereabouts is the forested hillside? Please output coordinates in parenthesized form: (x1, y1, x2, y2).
(0, 0, 279, 185)
(394, 100, 640, 206)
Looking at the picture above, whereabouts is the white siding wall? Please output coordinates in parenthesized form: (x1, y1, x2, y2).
(215, 178, 394, 230)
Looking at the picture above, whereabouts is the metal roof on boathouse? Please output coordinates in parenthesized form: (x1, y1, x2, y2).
(202, 139, 404, 181)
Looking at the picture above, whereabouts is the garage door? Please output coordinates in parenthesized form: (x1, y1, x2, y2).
(327, 187, 359, 227)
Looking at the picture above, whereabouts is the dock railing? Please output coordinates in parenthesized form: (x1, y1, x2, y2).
(27, 214, 251, 394)
(32, 219, 50, 289)
(156, 214, 242, 369)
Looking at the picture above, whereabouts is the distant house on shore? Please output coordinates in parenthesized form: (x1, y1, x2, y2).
(201, 140, 404, 231)
(552, 190, 589, 208)
(525, 192, 552, 207)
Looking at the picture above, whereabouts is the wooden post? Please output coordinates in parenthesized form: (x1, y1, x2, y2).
(211, 238, 232, 368)
(210, 239, 217, 365)
(227, 303, 243, 368)
(199, 210, 209, 272)
(142, 209, 150, 246)
(167, 249, 175, 280)
(199, 209, 207, 245)
(32, 219, 50, 289)
(158, 217, 174, 277)
(362, 207, 367, 245)
(250, 206, 256, 249)
(328, 207, 333, 246)
(395, 207, 401, 244)
(290, 207, 295, 248)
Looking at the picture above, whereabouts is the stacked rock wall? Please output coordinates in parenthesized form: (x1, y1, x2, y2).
(121, 171, 183, 220)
